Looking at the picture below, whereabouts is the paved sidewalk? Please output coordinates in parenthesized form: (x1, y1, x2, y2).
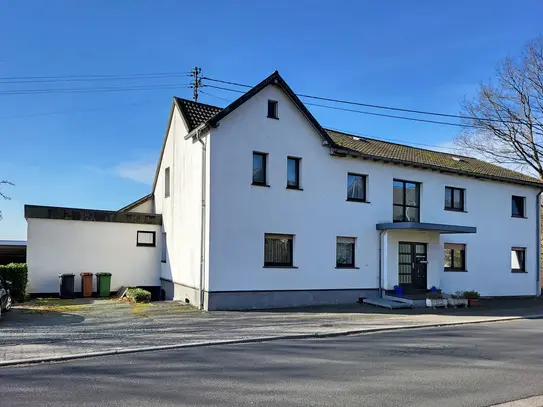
(1, 298, 542, 366)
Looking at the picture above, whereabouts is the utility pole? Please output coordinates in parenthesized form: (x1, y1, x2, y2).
(190, 67, 202, 102)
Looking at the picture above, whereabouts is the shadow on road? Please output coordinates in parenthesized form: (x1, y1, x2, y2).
(0, 308, 85, 327)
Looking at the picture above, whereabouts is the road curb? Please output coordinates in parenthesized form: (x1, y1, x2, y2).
(2, 313, 543, 368)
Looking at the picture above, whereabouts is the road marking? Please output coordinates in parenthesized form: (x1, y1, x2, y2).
(489, 395, 543, 406)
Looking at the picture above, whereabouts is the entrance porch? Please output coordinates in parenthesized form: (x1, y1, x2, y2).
(377, 222, 476, 297)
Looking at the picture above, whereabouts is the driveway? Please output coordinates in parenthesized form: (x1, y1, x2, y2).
(1, 298, 543, 365)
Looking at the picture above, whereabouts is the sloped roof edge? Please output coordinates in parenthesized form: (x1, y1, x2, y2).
(206, 71, 336, 146)
(119, 193, 153, 212)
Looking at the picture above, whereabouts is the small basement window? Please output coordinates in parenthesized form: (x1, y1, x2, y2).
(267, 100, 278, 119)
(137, 231, 156, 247)
(511, 247, 526, 272)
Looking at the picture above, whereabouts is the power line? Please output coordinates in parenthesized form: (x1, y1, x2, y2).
(0, 71, 192, 83)
(197, 89, 463, 152)
(0, 83, 192, 96)
(0, 98, 166, 120)
(201, 84, 478, 128)
(304, 101, 479, 129)
(201, 76, 511, 124)
(201, 77, 251, 88)
(199, 90, 233, 103)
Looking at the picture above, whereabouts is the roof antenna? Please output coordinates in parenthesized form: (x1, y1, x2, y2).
(190, 67, 202, 102)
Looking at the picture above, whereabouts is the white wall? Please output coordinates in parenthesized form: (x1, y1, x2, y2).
(27, 218, 161, 293)
(126, 197, 154, 213)
(154, 105, 210, 300)
(208, 83, 540, 296)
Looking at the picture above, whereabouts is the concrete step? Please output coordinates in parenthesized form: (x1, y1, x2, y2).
(363, 298, 413, 309)
(383, 294, 427, 308)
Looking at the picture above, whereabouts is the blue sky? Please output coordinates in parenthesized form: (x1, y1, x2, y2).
(1, 0, 542, 240)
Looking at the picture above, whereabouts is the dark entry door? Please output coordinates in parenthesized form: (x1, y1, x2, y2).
(398, 242, 427, 290)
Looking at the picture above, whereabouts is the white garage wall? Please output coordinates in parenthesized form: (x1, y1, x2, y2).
(27, 218, 161, 294)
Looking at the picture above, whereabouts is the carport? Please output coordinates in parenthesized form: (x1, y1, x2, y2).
(0, 240, 26, 265)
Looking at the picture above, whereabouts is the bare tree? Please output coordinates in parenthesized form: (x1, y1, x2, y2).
(456, 36, 543, 179)
(0, 180, 13, 220)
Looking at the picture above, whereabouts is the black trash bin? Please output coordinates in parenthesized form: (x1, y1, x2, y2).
(59, 273, 75, 299)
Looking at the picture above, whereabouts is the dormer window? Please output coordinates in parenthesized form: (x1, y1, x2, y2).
(267, 100, 278, 119)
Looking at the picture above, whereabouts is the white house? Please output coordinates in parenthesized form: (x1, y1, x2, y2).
(25, 71, 543, 309)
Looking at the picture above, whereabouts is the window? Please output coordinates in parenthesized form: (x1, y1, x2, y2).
(252, 152, 268, 186)
(267, 100, 278, 119)
(445, 187, 464, 211)
(336, 237, 356, 268)
(347, 173, 366, 202)
(393, 180, 420, 222)
(264, 234, 293, 267)
(444, 243, 466, 271)
(161, 232, 167, 262)
(512, 196, 525, 218)
(287, 157, 301, 189)
(164, 167, 171, 198)
(511, 247, 526, 272)
(137, 231, 156, 247)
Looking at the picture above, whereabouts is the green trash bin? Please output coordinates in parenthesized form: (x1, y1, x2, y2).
(96, 272, 112, 297)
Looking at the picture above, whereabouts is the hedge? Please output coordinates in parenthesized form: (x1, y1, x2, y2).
(126, 288, 151, 303)
(0, 263, 28, 302)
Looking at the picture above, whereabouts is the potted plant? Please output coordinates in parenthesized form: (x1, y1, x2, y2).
(447, 291, 468, 308)
(426, 290, 448, 308)
(463, 290, 481, 307)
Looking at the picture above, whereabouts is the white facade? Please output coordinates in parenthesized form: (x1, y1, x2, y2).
(27, 218, 162, 294)
(199, 84, 540, 301)
(26, 72, 542, 309)
(154, 106, 211, 304)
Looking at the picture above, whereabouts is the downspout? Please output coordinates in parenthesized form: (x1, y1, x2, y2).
(536, 190, 542, 297)
(378, 230, 385, 298)
(197, 131, 207, 310)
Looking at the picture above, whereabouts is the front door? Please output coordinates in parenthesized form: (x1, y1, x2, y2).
(398, 242, 427, 291)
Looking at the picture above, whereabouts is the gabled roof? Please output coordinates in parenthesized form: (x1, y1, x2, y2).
(202, 71, 336, 146)
(327, 129, 543, 186)
(171, 81, 543, 187)
(174, 98, 222, 131)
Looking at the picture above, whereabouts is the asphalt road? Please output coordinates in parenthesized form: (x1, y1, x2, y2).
(2, 319, 543, 407)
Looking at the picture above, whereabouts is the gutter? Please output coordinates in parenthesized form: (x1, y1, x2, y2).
(537, 190, 542, 297)
(184, 123, 207, 140)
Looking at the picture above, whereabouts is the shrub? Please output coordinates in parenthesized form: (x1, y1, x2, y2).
(0, 263, 28, 302)
(426, 292, 443, 300)
(452, 290, 465, 299)
(463, 290, 480, 299)
(126, 288, 151, 303)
